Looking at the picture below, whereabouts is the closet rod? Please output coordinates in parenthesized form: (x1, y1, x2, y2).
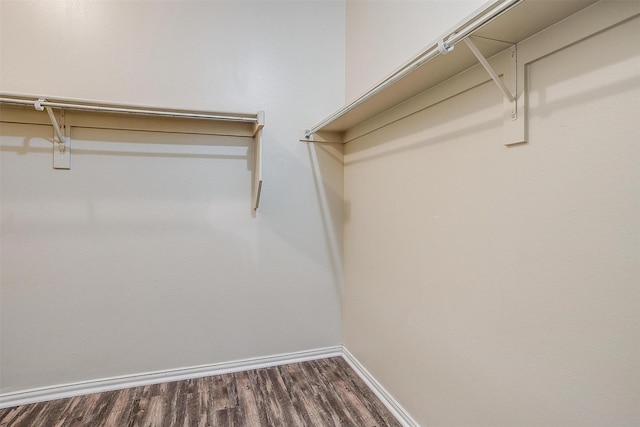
(305, 0, 522, 137)
(0, 95, 258, 123)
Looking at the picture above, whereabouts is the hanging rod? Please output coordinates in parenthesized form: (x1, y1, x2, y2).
(304, 0, 523, 138)
(0, 94, 258, 123)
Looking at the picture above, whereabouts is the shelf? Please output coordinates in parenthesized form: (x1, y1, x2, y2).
(303, 0, 599, 144)
(0, 94, 264, 215)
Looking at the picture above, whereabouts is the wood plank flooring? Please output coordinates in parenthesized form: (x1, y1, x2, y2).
(0, 357, 401, 427)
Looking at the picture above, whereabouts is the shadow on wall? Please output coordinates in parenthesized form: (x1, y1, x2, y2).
(343, 68, 640, 167)
(344, 80, 503, 166)
(0, 116, 345, 304)
(308, 142, 344, 291)
(345, 15, 640, 168)
(528, 68, 640, 122)
(0, 123, 254, 234)
(0, 122, 251, 160)
(528, 15, 640, 121)
(0, 121, 296, 390)
(257, 133, 344, 292)
(0, 120, 345, 280)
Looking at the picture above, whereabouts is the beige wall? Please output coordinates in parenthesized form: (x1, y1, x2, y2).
(3, 1, 639, 424)
(345, 0, 485, 101)
(343, 4, 640, 426)
(0, 1, 345, 393)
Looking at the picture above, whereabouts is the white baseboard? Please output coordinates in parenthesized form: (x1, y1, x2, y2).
(0, 346, 342, 409)
(341, 347, 420, 427)
(1, 345, 418, 427)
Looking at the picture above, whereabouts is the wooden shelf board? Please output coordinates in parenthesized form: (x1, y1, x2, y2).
(313, 0, 599, 136)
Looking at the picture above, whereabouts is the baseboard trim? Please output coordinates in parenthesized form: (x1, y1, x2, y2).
(1, 345, 418, 426)
(341, 347, 420, 427)
(0, 346, 342, 409)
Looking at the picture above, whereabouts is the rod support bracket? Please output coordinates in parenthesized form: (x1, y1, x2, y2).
(463, 38, 526, 145)
(43, 106, 71, 169)
(464, 38, 516, 104)
(438, 38, 454, 55)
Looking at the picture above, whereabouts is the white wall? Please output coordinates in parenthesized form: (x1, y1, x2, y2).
(343, 4, 640, 426)
(345, 0, 485, 101)
(0, 0, 345, 393)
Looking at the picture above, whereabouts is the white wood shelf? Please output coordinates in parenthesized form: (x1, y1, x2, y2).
(303, 0, 599, 144)
(0, 94, 264, 215)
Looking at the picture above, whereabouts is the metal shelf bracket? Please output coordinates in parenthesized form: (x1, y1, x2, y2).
(35, 99, 71, 169)
(464, 38, 516, 107)
(463, 38, 526, 145)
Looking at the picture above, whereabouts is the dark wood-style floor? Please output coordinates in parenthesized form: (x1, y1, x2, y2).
(0, 357, 401, 427)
